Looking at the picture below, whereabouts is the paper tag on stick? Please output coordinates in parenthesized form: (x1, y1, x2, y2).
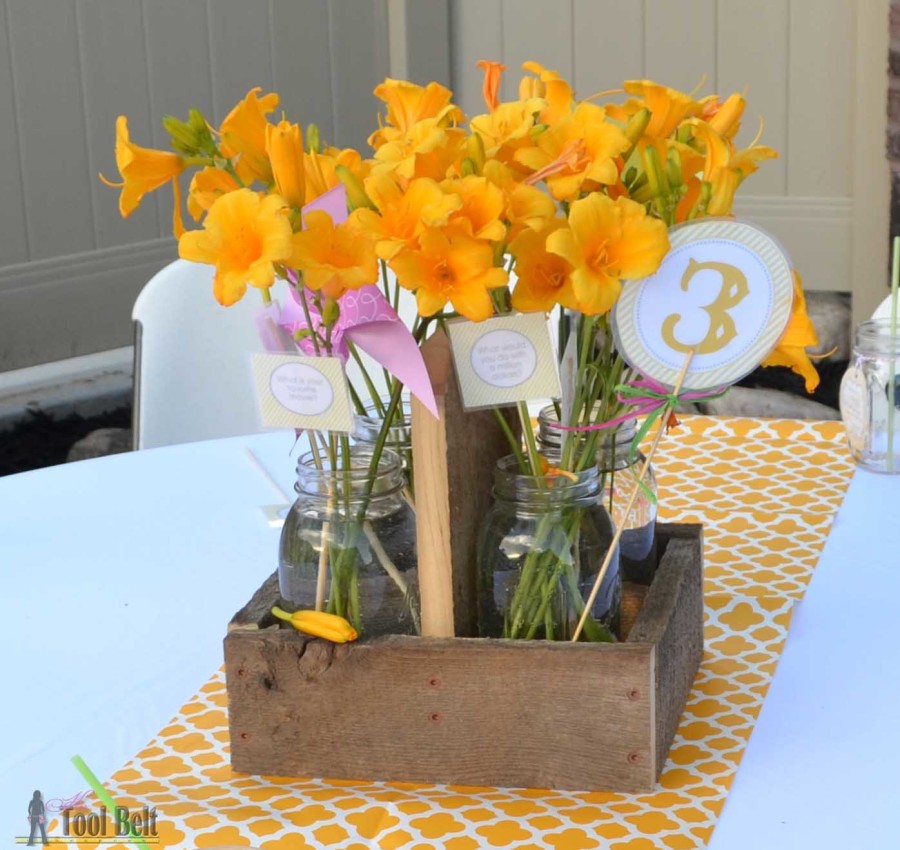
(252, 353, 355, 432)
(447, 313, 561, 410)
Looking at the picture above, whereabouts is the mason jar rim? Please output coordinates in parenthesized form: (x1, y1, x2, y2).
(295, 445, 404, 492)
(855, 318, 900, 355)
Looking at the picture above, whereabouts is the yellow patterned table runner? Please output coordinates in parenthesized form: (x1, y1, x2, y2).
(58, 417, 854, 849)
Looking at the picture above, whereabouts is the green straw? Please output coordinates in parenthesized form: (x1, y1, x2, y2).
(888, 238, 900, 471)
(71, 755, 150, 850)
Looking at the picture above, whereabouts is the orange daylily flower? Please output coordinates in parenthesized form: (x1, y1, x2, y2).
(623, 80, 701, 139)
(516, 102, 629, 202)
(762, 271, 820, 392)
(101, 115, 186, 236)
(290, 209, 378, 300)
(266, 120, 305, 209)
(538, 455, 579, 481)
(351, 173, 461, 259)
(304, 146, 368, 204)
(688, 120, 778, 216)
(441, 175, 507, 242)
(700, 92, 746, 140)
(519, 61, 574, 125)
(219, 87, 279, 184)
(371, 117, 467, 182)
(477, 60, 506, 112)
(470, 98, 545, 168)
(483, 160, 557, 240)
(187, 166, 240, 221)
(607, 81, 702, 164)
(509, 219, 579, 314)
(546, 194, 669, 316)
(389, 227, 508, 321)
(369, 79, 464, 149)
(178, 189, 293, 306)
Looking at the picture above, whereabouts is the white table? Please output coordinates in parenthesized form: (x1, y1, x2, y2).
(1, 431, 897, 848)
(0, 432, 298, 844)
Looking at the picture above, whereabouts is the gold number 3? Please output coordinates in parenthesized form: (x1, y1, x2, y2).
(661, 258, 749, 355)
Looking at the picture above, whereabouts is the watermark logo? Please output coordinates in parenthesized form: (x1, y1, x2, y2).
(15, 788, 159, 845)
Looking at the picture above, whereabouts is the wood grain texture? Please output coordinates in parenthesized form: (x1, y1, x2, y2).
(628, 523, 704, 775)
(226, 626, 654, 791)
(224, 524, 703, 792)
(411, 329, 518, 638)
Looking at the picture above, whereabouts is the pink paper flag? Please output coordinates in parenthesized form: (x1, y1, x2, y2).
(271, 183, 437, 417)
(302, 183, 349, 225)
(279, 285, 438, 418)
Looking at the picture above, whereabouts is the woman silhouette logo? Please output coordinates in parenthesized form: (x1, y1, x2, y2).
(27, 790, 49, 846)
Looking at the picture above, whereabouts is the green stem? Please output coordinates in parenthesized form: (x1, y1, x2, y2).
(518, 401, 542, 477)
(297, 283, 323, 357)
(493, 408, 526, 469)
(346, 341, 387, 416)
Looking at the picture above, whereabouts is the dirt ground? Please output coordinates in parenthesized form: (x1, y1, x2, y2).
(0, 407, 131, 476)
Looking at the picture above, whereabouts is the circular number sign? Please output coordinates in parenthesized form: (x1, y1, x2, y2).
(611, 219, 794, 391)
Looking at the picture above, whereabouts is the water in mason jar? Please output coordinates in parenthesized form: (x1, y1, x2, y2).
(840, 325, 900, 474)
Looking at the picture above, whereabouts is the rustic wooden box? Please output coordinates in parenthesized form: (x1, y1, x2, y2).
(224, 522, 703, 793)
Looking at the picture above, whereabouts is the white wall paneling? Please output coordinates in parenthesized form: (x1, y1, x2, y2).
(447, 0, 888, 314)
(0, 0, 398, 371)
(0, 0, 889, 370)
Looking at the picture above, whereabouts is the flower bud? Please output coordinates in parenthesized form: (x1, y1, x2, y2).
(335, 164, 375, 211)
(306, 123, 322, 154)
(266, 119, 305, 209)
(466, 132, 486, 171)
(272, 606, 358, 643)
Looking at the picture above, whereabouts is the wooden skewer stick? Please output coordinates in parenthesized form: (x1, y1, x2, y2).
(571, 349, 696, 642)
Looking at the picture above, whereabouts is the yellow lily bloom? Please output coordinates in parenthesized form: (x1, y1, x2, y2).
(372, 117, 466, 182)
(290, 209, 378, 300)
(477, 60, 506, 112)
(178, 189, 293, 306)
(510, 219, 579, 313)
(265, 120, 305, 209)
(219, 87, 279, 184)
(441, 175, 507, 242)
(519, 61, 574, 125)
(546, 194, 669, 316)
(688, 120, 778, 216)
(761, 271, 820, 392)
(483, 160, 557, 240)
(351, 173, 461, 259)
(101, 115, 186, 236)
(470, 98, 545, 167)
(304, 146, 369, 204)
(515, 102, 628, 202)
(701, 92, 745, 140)
(389, 227, 508, 321)
(186, 166, 240, 221)
(369, 79, 464, 149)
(607, 81, 702, 165)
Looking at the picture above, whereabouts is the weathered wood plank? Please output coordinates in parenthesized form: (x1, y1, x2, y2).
(629, 524, 704, 774)
(411, 329, 519, 638)
(225, 524, 703, 792)
(226, 628, 654, 791)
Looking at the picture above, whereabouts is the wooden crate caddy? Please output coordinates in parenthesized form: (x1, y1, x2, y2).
(224, 330, 703, 792)
(224, 523, 702, 793)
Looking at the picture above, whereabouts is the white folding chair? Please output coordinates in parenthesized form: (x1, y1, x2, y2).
(132, 259, 288, 449)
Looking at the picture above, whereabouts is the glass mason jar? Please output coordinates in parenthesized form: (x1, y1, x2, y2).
(840, 318, 900, 473)
(278, 446, 420, 638)
(477, 455, 621, 642)
(538, 408, 658, 584)
(353, 397, 414, 492)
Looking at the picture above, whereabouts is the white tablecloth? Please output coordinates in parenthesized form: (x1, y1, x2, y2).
(1, 431, 898, 848)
